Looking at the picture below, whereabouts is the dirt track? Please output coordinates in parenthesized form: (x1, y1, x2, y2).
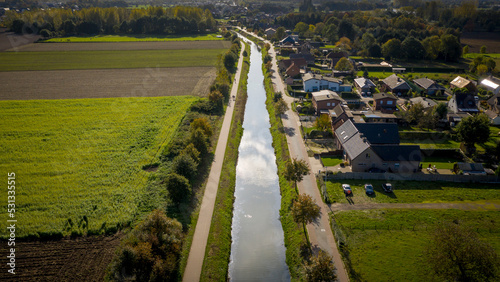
(0, 234, 122, 281)
(0, 29, 40, 51)
(7, 40, 231, 52)
(0, 67, 215, 100)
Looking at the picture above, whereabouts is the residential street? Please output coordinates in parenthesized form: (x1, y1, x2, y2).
(182, 45, 246, 282)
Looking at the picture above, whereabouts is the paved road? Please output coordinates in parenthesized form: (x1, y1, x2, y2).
(241, 28, 350, 282)
(182, 45, 246, 282)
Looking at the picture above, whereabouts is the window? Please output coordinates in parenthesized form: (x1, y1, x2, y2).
(387, 100, 393, 105)
(358, 163, 366, 166)
(332, 102, 336, 106)
(380, 101, 384, 105)
(327, 103, 331, 106)
(395, 163, 400, 168)
(366, 153, 370, 159)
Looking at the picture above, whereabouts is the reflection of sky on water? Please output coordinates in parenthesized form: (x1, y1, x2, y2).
(229, 38, 290, 282)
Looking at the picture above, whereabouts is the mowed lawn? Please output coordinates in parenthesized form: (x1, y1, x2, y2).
(0, 96, 197, 238)
(44, 33, 224, 42)
(0, 49, 225, 71)
(325, 180, 500, 204)
(334, 209, 500, 282)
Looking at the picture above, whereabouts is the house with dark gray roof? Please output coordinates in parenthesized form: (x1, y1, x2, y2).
(448, 93, 478, 114)
(413, 78, 446, 95)
(381, 74, 411, 96)
(334, 120, 421, 173)
(373, 92, 398, 113)
(290, 53, 315, 65)
(354, 77, 376, 95)
(331, 104, 354, 130)
(409, 97, 438, 111)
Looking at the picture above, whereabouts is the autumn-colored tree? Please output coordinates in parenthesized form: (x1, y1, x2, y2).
(315, 114, 332, 131)
(304, 250, 337, 282)
(275, 99, 289, 117)
(284, 158, 310, 191)
(335, 36, 353, 51)
(334, 57, 354, 71)
(191, 118, 213, 137)
(292, 193, 320, 248)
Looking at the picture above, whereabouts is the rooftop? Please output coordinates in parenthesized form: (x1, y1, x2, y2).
(312, 90, 343, 102)
(303, 73, 342, 83)
(373, 92, 397, 100)
(382, 74, 410, 90)
(451, 76, 474, 88)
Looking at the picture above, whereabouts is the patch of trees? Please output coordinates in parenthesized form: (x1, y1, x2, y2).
(5, 6, 216, 36)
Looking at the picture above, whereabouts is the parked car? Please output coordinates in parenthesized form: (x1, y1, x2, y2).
(382, 183, 393, 193)
(342, 184, 353, 196)
(364, 183, 375, 195)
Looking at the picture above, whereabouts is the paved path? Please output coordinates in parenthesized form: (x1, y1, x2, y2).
(330, 201, 500, 211)
(182, 45, 246, 282)
(240, 28, 350, 282)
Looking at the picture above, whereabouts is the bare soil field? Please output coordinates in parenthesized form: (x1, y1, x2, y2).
(0, 28, 40, 51)
(0, 234, 122, 281)
(461, 32, 500, 53)
(0, 67, 215, 100)
(7, 40, 231, 52)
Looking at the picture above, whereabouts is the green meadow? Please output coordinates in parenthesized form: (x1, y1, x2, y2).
(334, 209, 500, 281)
(0, 96, 197, 238)
(0, 49, 225, 71)
(44, 34, 224, 43)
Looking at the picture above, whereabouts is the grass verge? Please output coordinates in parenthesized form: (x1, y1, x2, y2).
(333, 209, 500, 281)
(199, 43, 250, 281)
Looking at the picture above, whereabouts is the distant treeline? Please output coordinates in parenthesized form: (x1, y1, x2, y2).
(5, 6, 217, 36)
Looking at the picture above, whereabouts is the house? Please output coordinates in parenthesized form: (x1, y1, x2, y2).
(447, 112, 470, 127)
(450, 76, 476, 93)
(354, 77, 376, 95)
(265, 28, 276, 38)
(480, 76, 500, 95)
(290, 53, 315, 65)
(326, 51, 348, 68)
(409, 97, 437, 111)
(362, 111, 399, 123)
(448, 93, 478, 114)
(279, 35, 297, 46)
(413, 78, 446, 96)
(485, 110, 500, 125)
(311, 90, 344, 115)
(303, 73, 352, 92)
(373, 92, 398, 113)
(278, 58, 307, 72)
(381, 74, 411, 96)
(285, 63, 301, 78)
(331, 104, 354, 130)
(487, 93, 500, 113)
(454, 162, 486, 175)
(334, 120, 421, 173)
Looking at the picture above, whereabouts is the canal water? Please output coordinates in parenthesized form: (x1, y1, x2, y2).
(228, 37, 290, 281)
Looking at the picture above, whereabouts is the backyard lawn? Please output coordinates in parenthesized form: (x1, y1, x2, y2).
(321, 156, 343, 167)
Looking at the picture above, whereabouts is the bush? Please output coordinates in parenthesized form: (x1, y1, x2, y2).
(172, 154, 198, 181)
(165, 173, 191, 203)
(40, 29, 51, 38)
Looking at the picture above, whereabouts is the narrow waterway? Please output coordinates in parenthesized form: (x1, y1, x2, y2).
(228, 37, 290, 281)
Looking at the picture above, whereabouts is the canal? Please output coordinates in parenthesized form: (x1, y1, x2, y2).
(228, 36, 290, 281)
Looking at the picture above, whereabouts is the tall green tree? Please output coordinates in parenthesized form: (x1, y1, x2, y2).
(291, 193, 320, 248)
(426, 222, 499, 282)
(422, 35, 441, 60)
(440, 34, 462, 62)
(284, 158, 310, 191)
(304, 250, 337, 282)
(334, 57, 354, 71)
(315, 114, 332, 131)
(382, 38, 402, 60)
(455, 113, 490, 153)
(165, 173, 191, 203)
(401, 36, 425, 59)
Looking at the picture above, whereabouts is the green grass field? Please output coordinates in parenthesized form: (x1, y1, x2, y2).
(321, 156, 343, 167)
(325, 180, 500, 204)
(420, 156, 461, 170)
(0, 96, 197, 238)
(334, 209, 500, 281)
(44, 34, 224, 43)
(0, 49, 225, 71)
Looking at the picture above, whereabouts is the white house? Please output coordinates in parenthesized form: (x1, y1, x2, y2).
(303, 73, 352, 93)
(480, 77, 500, 95)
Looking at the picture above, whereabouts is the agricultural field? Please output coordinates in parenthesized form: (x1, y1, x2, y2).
(0, 67, 215, 100)
(0, 49, 225, 71)
(10, 41, 231, 52)
(43, 33, 224, 43)
(0, 96, 197, 238)
(334, 209, 500, 282)
(461, 32, 500, 53)
(325, 180, 500, 204)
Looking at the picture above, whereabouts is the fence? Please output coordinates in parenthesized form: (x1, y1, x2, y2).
(323, 172, 500, 183)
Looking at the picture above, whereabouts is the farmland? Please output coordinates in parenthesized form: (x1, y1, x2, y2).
(333, 209, 500, 281)
(0, 49, 225, 71)
(43, 33, 224, 43)
(0, 96, 197, 238)
(0, 67, 215, 100)
(461, 32, 500, 53)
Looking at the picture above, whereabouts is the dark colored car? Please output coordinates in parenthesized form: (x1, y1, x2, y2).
(382, 183, 393, 193)
(342, 184, 353, 197)
(364, 183, 375, 195)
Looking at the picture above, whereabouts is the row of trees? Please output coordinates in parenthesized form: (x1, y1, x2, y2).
(6, 6, 217, 36)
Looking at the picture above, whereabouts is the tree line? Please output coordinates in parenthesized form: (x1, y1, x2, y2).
(5, 6, 217, 36)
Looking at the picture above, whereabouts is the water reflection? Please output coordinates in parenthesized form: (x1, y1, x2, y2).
(228, 37, 290, 282)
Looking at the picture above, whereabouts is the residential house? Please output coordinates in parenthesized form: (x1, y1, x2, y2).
(450, 76, 476, 93)
(409, 97, 437, 112)
(279, 35, 297, 46)
(326, 51, 348, 68)
(331, 104, 354, 130)
(373, 92, 398, 113)
(362, 111, 399, 123)
(413, 78, 446, 95)
(381, 74, 411, 96)
(354, 77, 376, 95)
(334, 120, 421, 173)
(484, 110, 500, 125)
(290, 53, 315, 65)
(480, 76, 500, 95)
(265, 28, 276, 38)
(447, 112, 471, 127)
(311, 90, 344, 115)
(278, 58, 307, 72)
(448, 93, 478, 114)
(285, 63, 301, 78)
(303, 73, 352, 92)
(487, 92, 500, 113)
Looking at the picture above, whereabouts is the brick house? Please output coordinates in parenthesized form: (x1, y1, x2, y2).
(311, 90, 344, 115)
(373, 92, 398, 113)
